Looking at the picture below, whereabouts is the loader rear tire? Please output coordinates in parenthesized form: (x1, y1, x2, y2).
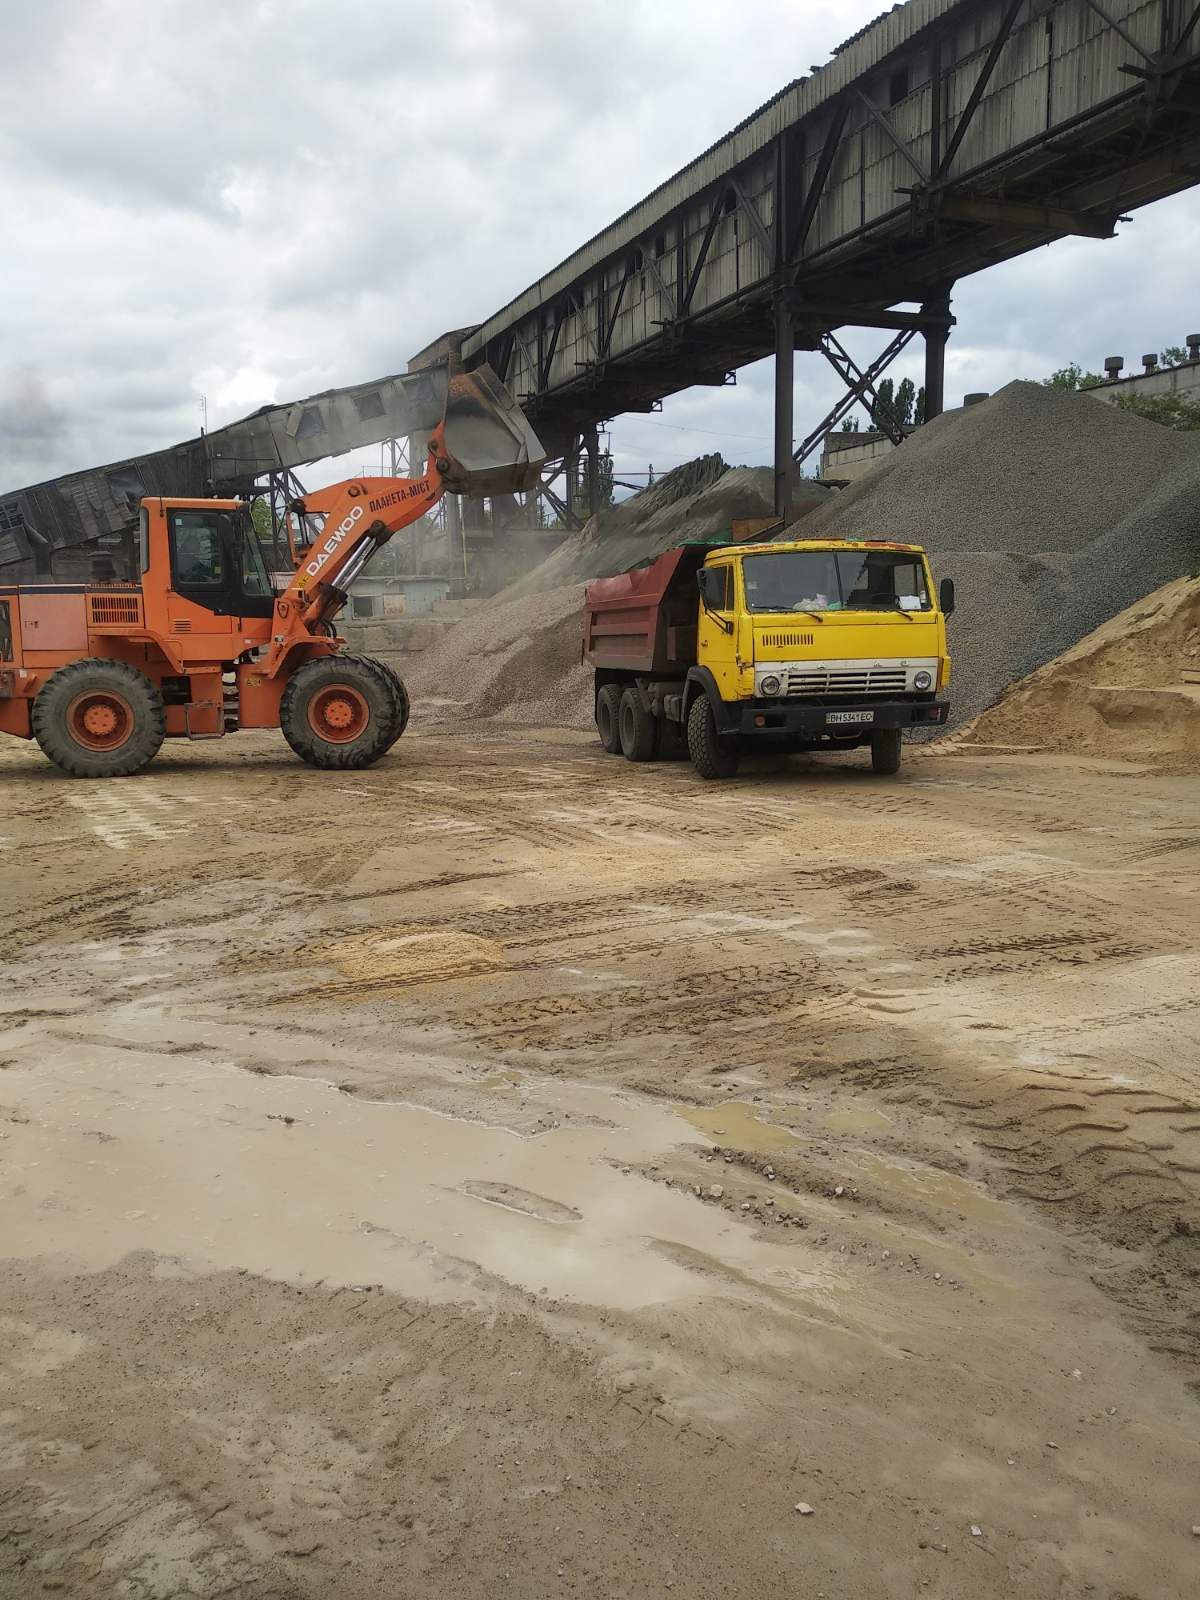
(687, 694, 740, 780)
(595, 684, 622, 754)
(280, 654, 403, 770)
(32, 658, 165, 778)
(619, 687, 658, 762)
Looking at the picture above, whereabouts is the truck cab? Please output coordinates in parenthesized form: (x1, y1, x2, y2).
(584, 536, 953, 779)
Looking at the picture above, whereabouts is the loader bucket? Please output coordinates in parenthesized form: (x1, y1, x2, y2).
(438, 365, 546, 497)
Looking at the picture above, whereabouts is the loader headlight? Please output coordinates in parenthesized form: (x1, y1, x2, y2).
(913, 670, 933, 691)
(759, 675, 782, 697)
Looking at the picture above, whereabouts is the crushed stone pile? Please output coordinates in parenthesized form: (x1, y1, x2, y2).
(790, 381, 1200, 725)
(958, 576, 1200, 770)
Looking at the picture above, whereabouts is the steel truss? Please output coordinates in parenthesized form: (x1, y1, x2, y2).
(460, 0, 1200, 522)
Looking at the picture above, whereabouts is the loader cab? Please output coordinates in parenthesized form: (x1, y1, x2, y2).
(145, 501, 275, 619)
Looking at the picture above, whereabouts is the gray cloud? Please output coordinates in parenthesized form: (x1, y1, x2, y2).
(1, 0, 1197, 491)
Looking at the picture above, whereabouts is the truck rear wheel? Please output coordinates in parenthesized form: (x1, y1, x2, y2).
(870, 728, 902, 775)
(687, 695, 740, 780)
(280, 654, 403, 770)
(596, 684, 622, 754)
(32, 658, 165, 778)
(619, 688, 657, 762)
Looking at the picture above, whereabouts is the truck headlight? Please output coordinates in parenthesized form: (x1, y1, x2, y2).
(913, 670, 933, 691)
(759, 675, 781, 696)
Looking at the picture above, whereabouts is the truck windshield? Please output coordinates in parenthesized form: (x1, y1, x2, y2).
(742, 549, 930, 613)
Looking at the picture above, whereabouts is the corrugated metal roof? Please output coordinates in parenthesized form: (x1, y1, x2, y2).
(462, 0, 966, 357)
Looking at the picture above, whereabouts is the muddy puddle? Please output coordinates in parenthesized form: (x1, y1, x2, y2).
(677, 1101, 801, 1152)
(1, 1008, 839, 1314)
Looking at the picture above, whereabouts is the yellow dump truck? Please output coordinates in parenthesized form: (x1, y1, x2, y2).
(583, 536, 953, 778)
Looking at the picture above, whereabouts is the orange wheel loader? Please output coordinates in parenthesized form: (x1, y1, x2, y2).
(0, 368, 543, 778)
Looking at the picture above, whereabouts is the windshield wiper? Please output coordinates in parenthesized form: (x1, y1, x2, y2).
(788, 608, 825, 622)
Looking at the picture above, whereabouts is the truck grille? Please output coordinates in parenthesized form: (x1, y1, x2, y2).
(784, 666, 909, 696)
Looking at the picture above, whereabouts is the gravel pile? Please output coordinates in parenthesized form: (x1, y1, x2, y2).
(791, 382, 1200, 724)
(405, 583, 592, 728)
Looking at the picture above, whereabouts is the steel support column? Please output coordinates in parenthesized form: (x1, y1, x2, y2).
(773, 291, 795, 524)
(922, 288, 954, 420)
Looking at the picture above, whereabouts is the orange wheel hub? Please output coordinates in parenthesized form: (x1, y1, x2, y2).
(307, 684, 369, 743)
(67, 690, 134, 752)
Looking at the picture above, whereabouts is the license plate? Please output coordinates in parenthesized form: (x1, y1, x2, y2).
(827, 710, 874, 725)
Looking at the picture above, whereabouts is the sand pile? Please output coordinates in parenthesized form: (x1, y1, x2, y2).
(959, 575, 1200, 769)
(790, 381, 1200, 724)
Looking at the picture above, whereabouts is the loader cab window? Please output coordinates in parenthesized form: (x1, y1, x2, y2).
(170, 511, 225, 587)
(168, 508, 275, 618)
(240, 521, 272, 598)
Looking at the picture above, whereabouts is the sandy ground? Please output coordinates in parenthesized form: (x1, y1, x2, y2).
(1, 723, 1198, 1599)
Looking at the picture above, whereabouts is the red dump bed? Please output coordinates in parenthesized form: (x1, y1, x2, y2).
(583, 545, 712, 676)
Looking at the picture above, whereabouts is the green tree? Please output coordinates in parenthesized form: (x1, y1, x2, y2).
(1112, 392, 1200, 431)
(874, 376, 921, 432)
(840, 414, 860, 432)
(1160, 346, 1189, 368)
(1042, 363, 1104, 392)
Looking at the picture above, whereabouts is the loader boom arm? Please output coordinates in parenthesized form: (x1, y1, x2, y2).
(260, 365, 545, 678)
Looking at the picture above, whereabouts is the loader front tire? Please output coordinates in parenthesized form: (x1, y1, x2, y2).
(280, 654, 403, 770)
(373, 660, 411, 749)
(32, 658, 165, 778)
(687, 694, 740, 780)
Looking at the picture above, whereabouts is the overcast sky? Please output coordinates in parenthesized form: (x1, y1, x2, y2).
(2, 0, 1198, 493)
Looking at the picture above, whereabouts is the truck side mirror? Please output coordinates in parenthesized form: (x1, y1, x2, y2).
(939, 577, 955, 617)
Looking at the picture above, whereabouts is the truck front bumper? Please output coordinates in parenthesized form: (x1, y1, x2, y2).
(728, 696, 949, 737)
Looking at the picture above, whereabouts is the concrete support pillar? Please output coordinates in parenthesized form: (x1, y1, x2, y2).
(773, 292, 795, 524)
(922, 288, 954, 421)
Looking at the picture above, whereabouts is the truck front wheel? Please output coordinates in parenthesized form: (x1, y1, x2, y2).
(687, 695, 740, 780)
(619, 688, 658, 762)
(596, 684, 622, 754)
(870, 728, 902, 775)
